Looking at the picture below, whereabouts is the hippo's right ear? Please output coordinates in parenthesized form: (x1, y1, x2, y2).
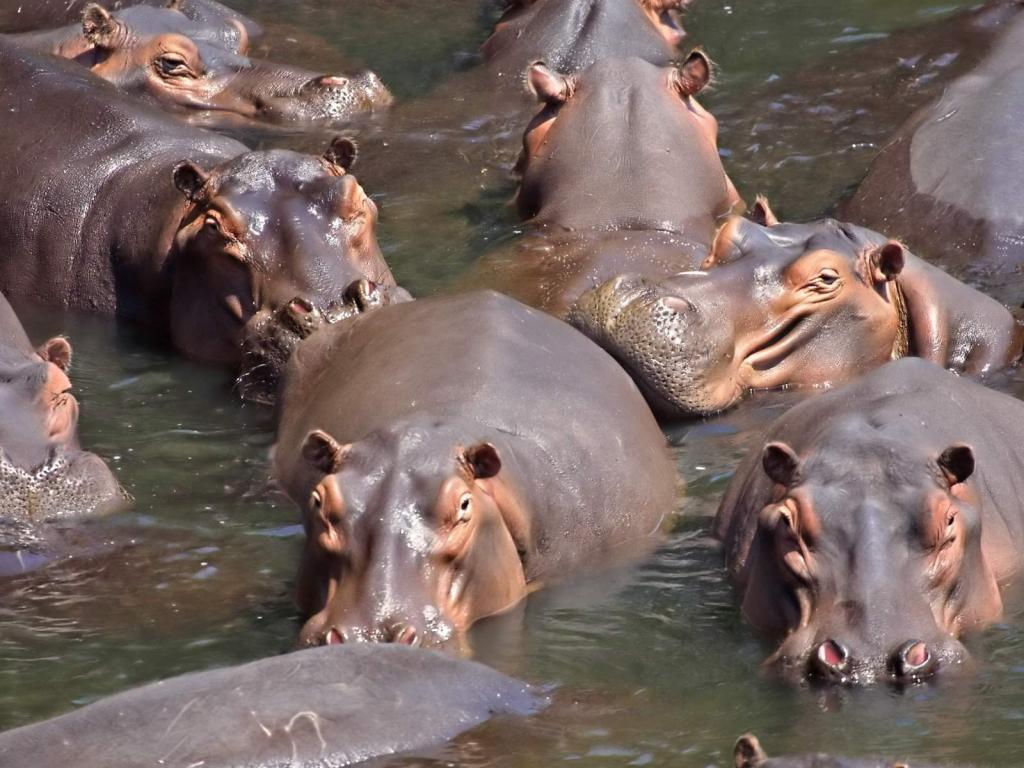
(750, 194, 779, 227)
(762, 442, 800, 487)
(733, 733, 768, 768)
(938, 444, 975, 486)
(323, 137, 358, 173)
(460, 443, 502, 480)
(82, 4, 122, 48)
(528, 62, 571, 104)
(39, 337, 72, 372)
(870, 241, 905, 283)
(302, 429, 350, 475)
(674, 48, 712, 97)
(172, 161, 211, 202)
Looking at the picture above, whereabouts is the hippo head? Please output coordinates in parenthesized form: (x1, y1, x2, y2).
(0, 327, 122, 530)
(516, 53, 738, 238)
(741, 428, 998, 685)
(569, 201, 907, 416)
(71, 4, 391, 124)
(293, 426, 529, 649)
(168, 137, 400, 394)
(732, 734, 902, 768)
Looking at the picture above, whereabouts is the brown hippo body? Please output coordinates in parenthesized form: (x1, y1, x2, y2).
(734, 734, 956, 768)
(570, 208, 1023, 417)
(0, 291, 123, 575)
(469, 54, 739, 316)
(273, 291, 677, 648)
(844, 11, 1024, 305)
(0, 40, 402, 398)
(715, 358, 1024, 684)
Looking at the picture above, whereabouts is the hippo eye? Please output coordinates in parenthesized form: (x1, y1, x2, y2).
(204, 215, 225, 234)
(818, 269, 840, 286)
(157, 54, 191, 77)
(457, 493, 472, 523)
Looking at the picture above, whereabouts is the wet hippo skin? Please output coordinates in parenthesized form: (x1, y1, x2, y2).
(569, 203, 1023, 417)
(0, 644, 544, 768)
(734, 733, 954, 768)
(715, 358, 1024, 685)
(844, 9, 1024, 305)
(468, 53, 739, 316)
(0, 40, 402, 399)
(273, 291, 678, 649)
(8, 3, 392, 126)
(0, 291, 123, 576)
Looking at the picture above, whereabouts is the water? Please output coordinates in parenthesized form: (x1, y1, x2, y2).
(2, 1, 1023, 765)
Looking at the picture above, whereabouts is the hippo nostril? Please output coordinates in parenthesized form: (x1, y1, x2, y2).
(811, 639, 850, 679)
(289, 297, 314, 316)
(661, 296, 697, 314)
(387, 623, 419, 646)
(893, 640, 935, 680)
(317, 76, 349, 90)
(325, 628, 346, 645)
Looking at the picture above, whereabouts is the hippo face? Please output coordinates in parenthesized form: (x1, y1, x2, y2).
(74, 4, 391, 124)
(741, 432, 999, 685)
(569, 207, 907, 416)
(516, 53, 737, 236)
(293, 428, 528, 649)
(169, 138, 397, 379)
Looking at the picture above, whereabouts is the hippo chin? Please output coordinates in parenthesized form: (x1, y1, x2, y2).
(570, 201, 1023, 417)
(273, 291, 677, 649)
(715, 358, 1024, 685)
(9, 3, 392, 126)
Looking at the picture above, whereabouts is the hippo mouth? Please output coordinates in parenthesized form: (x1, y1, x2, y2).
(738, 311, 814, 378)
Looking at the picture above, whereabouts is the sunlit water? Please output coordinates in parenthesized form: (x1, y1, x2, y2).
(3, 1, 1023, 765)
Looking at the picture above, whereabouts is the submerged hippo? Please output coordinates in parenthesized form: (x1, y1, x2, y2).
(844, 10, 1024, 305)
(715, 358, 1024, 684)
(0, 644, 543, 767)
(0, 292, 122, 575)
(273, 291, 677, 648)
(733, 734, 949, 768)
(9, 3, 392, 126)
(482, 0, 687, 79)
(469, 53, 739, 315)
(0, 41, 403, 401)
(569, 203, 1023, 417)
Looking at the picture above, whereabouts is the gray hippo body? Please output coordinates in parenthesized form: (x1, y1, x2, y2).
(0, 644, 543, 768)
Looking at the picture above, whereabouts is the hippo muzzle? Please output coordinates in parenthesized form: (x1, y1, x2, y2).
(252, 70, 393, 124)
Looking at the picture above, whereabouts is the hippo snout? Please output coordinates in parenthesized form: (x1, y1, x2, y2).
(806, 636, 963, 686)
(0, 446, 125, 522)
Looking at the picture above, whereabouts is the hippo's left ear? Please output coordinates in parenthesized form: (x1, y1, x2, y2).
(750, 194, 779, 227)
(39, 337, 72, 371)
(528, 62, 572, 104)
(733, 733, 768, 768)
(82, 4, 123, 49)
(762, 442, 800, 487)
(938, 444, 975, 486)
(172, 161, 211, 202)
(302, 429, 350, 475)
(674, 48, 712, 97)
(324, 137, 358, 173)
(460, 443, 502, 480)
(870, 241, 905, 283)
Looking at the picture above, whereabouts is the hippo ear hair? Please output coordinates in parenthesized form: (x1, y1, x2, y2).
(172, 161, 211, 203)
(460, 443, 502, 480)
(733, 734, 767, 768)
(870, 241, 905, 283)
(674, 48, 713, 97)
(761, 442, 800, 487)
(324, 137, 358, 173)
(302, 429, 350, 475)
(527, 62, 571, 104)
(938, 444, 975, 486)
(750, 194, 779, 227)
(39, 337, 73, 372)
(82, 4, 120, 48)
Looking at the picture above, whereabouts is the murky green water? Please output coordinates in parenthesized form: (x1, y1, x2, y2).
(3, 1, 1024, 765)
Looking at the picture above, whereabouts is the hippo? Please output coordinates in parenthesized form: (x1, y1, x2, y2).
(714, 358, 1024, 684)
(8, 3, 392, 126)
(843, 9, 1024, 306)
(733, 734, 951, 768)
(0, 291, 123, 576)
(482, 0, 687, 79)
(272, 291, 677, 649)
(0, 40, 404, 402)
(468, 53, 739, 316)
(569, 202, 1023, 417)
(0, 644, 543, 767)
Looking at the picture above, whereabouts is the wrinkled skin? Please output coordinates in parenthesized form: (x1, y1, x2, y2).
(715, 359, 1024, 685)
(0, 644, 543, 767)
(273, 292, 676, 649)
(0, 42, 402, 400)
(482, 0, 688, 78)
(733, 733, 948, 768)
(844, 9, 1024, 306)
(469, 54, 739, 315)
(569, 202, 1023, 416)
(9, 3, 392, 126)
(0, 291, 123, 570)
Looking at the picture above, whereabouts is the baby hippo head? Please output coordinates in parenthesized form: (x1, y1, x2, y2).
(293, 426, 531, 650)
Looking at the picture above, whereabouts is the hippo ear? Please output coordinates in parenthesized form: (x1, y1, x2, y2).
(938, 444, 975, 486)
(39, 337, 72, 372)
(750, 194, 779, 227)
(461, 443, 502, 480)
(674, 48, 712, 97)
(302, 429, 350, 475)
(870, 241, 905, 283)
(734, 734, 767, 768)
(762, 442, 800, 487)
(82, 4, 122, 48)
(172, 161, 211, 202)
(324, 137, 358, 173)
(528, 62, 571, 104)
